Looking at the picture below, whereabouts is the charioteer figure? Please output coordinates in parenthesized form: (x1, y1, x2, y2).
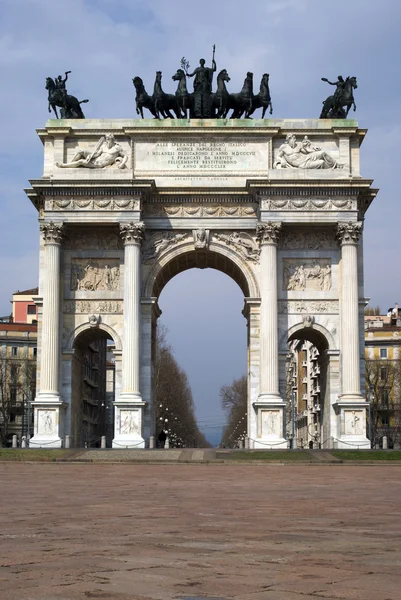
(184, 45, 217, 117)
(320, 74, 357, 119)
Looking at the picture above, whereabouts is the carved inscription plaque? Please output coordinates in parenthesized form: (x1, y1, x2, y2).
(134, 139, 268, 186)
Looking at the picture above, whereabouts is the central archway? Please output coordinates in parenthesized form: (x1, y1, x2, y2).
(141, 243, 261, 446)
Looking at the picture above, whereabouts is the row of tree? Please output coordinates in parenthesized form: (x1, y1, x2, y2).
(219, 375, 247, 448)
(154, 325, 210, 448)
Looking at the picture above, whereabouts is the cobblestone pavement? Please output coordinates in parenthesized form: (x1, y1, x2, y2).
(1, 464, 400, 600)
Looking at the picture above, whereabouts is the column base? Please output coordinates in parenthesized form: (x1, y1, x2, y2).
(29, 396, 66, 448)
(252, 399, 287, 449)
(333, 400, 371, 449)
(112, 399, 146, 449)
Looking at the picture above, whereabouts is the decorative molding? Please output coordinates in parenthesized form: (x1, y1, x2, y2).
(63, 300, 123, 314)
(337, 221, 363, 245)
(256, 222, 282, 246)
(40, 221, 64, 245)
(143, 203, 258, 218)
(46, 198, 140, 211)
(279, 228, 337, 250)
(283, 259, 332, 291)
(278, 300, 339, 314)
(260, 198, 355, 211)
(193, 229, 210, 250)
(142, 231, 189, 262)
(119, 222, 145, 245)
(88, 314, 100, 327)
(65, 228, 122, 250)
(213, 231, 260, 263)
(71, 259, 120, 291)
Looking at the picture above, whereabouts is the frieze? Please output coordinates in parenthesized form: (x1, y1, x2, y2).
(63, 300, 123, 314)
(71, 259, 120, 291)
(279, 229, 337, 250)
(65, 228, 122, 250)
(261, 198, 355, 211)
(274, 134, 343, 170)
(278, 300, 339, 314)
(283, 259, 332, 291)
(143, 203, 258, 218)
(46, 198, 140, 211)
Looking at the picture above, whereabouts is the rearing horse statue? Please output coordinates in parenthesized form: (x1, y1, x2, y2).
(227, 72, 254, 119)
(211, 69, 231, 118)
(320, 76, 357, 119)
(172, 69, 190, 119)
(46, 77, 88, 119)
(153, 71, 182, 119)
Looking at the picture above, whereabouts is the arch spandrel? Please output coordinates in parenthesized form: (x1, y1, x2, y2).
(279, 321, 337, 352)
(142, 239, 260, 299)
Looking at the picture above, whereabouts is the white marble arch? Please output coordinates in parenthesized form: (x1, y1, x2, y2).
(142, 238, 260, 299)
(140, 240, 261, 443)
(65, 321, 122, 352)
(279, 321, 340, 449)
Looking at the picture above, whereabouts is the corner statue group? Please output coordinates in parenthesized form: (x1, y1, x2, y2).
(182, 45, 217, 118)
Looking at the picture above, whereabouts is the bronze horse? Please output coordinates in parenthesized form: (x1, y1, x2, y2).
(172, 69, 190, 119)
(46, 77, 88, 119)
(246, 73, 273, 118)
(153, 71, 182, 119)
(227, 72, 254, 119)
(133, 76, 158, 118)
(211, 69, 231, 118)
(320, 76, 357, 119)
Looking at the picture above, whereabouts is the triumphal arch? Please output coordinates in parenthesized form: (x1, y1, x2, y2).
(26, 117, 377, 449)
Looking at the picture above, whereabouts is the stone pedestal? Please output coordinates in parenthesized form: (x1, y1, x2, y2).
(113, 222, 146, 448)
(254, 223, 286, 448)
(333, 402, 370, 449)
(30, 222, 65, 448)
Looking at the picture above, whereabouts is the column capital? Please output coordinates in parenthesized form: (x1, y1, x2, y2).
(119, 221, 145, 246)
(40, 221, 64, 245)
(337, 221, 363, 246)
(256, 222, 282, 246)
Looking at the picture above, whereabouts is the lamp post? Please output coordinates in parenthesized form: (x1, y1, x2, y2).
(291, 387, 296, 449)
(368, 385, 374, 448)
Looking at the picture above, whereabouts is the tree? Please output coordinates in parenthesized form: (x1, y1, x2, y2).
(366, 358, 401, 448)
(0, 351, 36, 447)
(364, 305, 381, 316)
(154, 325, 210, 448)
(220, 375, 247, 447)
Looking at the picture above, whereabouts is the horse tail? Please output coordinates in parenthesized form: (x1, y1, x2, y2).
(79, 99, 89, 104)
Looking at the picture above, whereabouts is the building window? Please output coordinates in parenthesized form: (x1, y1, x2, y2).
(380, 367, 389, 381)
(10, 412, 16, 423)
(33, 347, 37, 357)
(381, 415, 389, 426)
(27, 305, 36, 315)
(9, 386, 17, 403)
(380, 348, 388, 359)
(11, 347, 18, 357)
(381, 390, 390, 405)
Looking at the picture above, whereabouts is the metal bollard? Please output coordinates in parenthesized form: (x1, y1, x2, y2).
(382, 436, 388, 450)
(244, 437, 249, 449)
(65, 435, 70, 449)
(12, 435, 17, 448)
(101, 436, 106, 449)
(21, 436, 26, 448)
(149, 436, 155, 449)
(164, 437, 169, 449)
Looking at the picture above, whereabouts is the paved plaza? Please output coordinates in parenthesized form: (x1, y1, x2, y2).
(1, 464, 400, 600)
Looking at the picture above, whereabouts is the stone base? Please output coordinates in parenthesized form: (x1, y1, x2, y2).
(29, 397, 66, 448)
(252, 399, 287, 449)
(112, 399, 146, 449)
(333, 401, 371, 449)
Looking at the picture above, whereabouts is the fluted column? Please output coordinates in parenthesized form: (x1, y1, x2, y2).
(256, 222, 282, 401)
(119, 221, 145, 400)
(39, 222, 64, 398)
(337, 222, 363, 400)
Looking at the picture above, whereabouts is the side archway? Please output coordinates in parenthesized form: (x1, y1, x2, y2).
(65, 321, 122, 353)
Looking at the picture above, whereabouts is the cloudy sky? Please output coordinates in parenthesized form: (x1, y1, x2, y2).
(0, 0, 400, 443)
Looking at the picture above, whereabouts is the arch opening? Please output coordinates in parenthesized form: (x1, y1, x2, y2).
(70, 327, 115, 447)
(152, 266, 248, 448)
(285, 327, 331, 449)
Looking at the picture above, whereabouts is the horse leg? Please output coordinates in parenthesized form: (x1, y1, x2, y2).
(269, 102, 273, 115)
(51, 104, 59, 119)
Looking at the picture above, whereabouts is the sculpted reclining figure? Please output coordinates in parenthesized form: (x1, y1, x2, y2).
(56, 134, 127, 169)
(275, 133, 343, 169)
